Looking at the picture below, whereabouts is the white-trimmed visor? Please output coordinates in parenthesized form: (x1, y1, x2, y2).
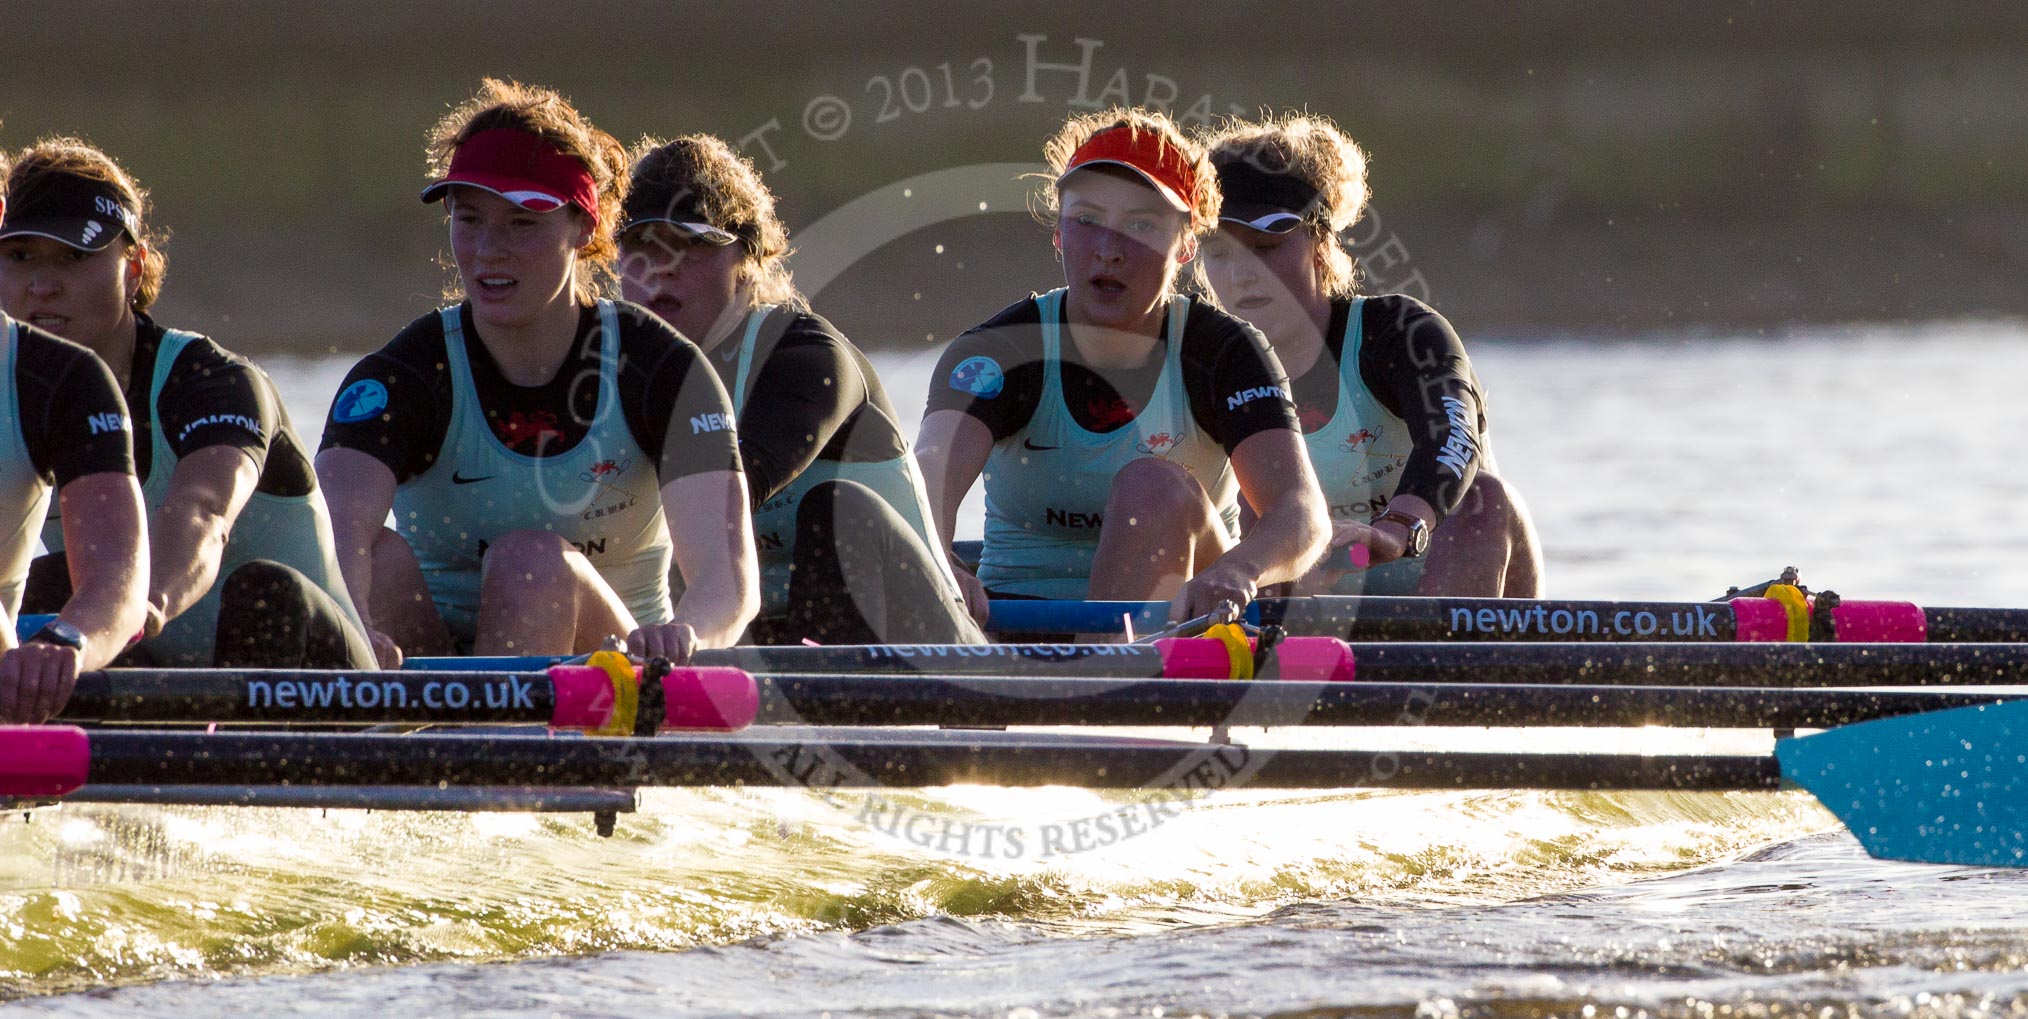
(1218, 211, 1306, 234)
(617, 217, 740, 246)
(421, 180, 570, 213)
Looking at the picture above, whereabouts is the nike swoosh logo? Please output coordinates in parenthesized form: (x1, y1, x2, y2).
(452, 472, 496, 485)
(1022, 439, 1060, 451)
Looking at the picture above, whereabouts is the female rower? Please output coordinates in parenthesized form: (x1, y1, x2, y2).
(917, 109, 1329, 623)
(318, 80, 757, 665)
(616, 135, 980, 644)
(0, 139, 370, 669)
(1199, 114, 1542, 596)
(0, 143, 148, 722)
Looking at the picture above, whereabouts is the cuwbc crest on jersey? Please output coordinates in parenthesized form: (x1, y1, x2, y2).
(579, 457, 632, 489)
(1339, 426, 1381, 453)
(1135, 431, 1177, 456)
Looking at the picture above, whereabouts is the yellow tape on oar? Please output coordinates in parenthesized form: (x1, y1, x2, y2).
(587, 650, 640, 736)
(1206, 622, 1255, 680)
(1765, 584, 1812, 642)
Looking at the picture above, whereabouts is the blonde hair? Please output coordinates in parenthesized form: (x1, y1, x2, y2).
(425, 78, 628, 304)
(1037, 108, 1220, 236)
(1201, 112, 1371, 298)
(5, 137, 169, 311)
(624, 134, 801, 311)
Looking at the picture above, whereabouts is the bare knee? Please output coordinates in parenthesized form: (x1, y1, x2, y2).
(1107, 457, 1208, 525)
(804, 479, 883, 520)
(479, 530, 576, 602)
(368, 529, 432, 614)
(370, 527, 415, 572)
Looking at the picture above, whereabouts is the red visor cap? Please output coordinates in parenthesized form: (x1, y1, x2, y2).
(421, 129, 600, 226)
(1056, 126, 1201, 219)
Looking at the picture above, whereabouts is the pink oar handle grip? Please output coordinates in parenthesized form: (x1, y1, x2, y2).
(1154, 637, 1232, 679)
(0, 725, 90, 798)
(549, 666, 759, 731)
(1266, 636, 1357, 681)
(550, 665, 624, 729)
(1831, 601, 1927, 642)
(1152, 636, 1357, 680)
(1729, 597, 1929, 642)
(1729, 598, 1791, 642)
(662, 666, 760, 730)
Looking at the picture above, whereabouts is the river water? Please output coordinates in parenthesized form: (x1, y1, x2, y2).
(3, 320, 2026, 1016)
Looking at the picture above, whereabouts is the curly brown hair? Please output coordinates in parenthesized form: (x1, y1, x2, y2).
(1037, 108, 1220, 236)
(624, 134, 801, 311)
(425, 79, 628, 304)
(4, 137, 169, 312)
(1200, 113, 1372, 298)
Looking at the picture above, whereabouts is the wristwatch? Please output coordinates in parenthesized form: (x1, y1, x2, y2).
(1371, 509, 1431, 559)
(27, 619, 88, 654)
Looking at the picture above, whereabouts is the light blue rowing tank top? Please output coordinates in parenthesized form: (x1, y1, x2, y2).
(978, 289, 1239, 600)
(728, 306, 957, 616)
(1300, 297, 1424, 596)
(0, 317, 56, 622)
(394, 302, 672, 643)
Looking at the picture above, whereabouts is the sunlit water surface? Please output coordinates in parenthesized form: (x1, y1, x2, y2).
(5, 321, 2026, 1016)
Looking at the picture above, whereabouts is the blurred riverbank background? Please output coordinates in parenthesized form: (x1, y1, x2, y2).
(4, 2, 2026, 355)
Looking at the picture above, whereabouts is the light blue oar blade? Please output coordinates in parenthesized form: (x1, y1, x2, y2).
(1777, 700, 2028, 867)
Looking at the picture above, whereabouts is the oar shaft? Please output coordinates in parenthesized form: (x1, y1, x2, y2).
(54, 640, 2028, 727)
(1262, 598, 1753, 641)
(27, 729, 1784, 792)
(57, 785, 636, 813)
(1923, 607, 2028, 643)
(985, 597, 2022, 643)
(755, 675, 2028, 729)
(699, 639, 2028, 684)
(58, 666, 757, 731)
(1349, 641, 2028, 686)
(702, 643, 1180, 677)
(63, 670, 557, 723)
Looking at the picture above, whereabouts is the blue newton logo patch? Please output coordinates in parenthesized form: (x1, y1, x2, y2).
(949, 356, 1004, 399)
(333, 379, 390, 423)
